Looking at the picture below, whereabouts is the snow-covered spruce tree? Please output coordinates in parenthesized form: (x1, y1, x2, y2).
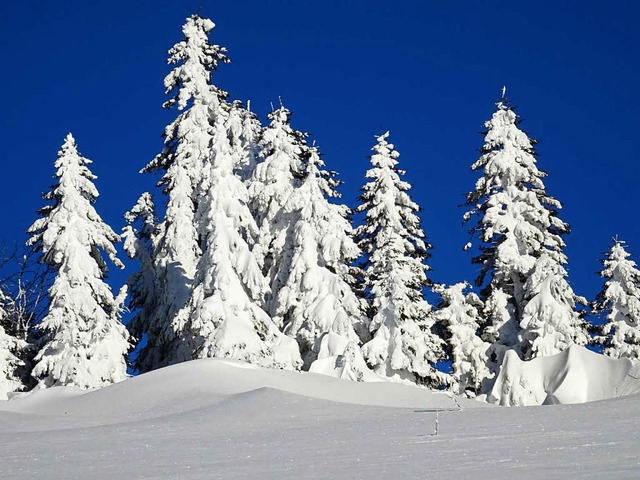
(0, 289, 28, 399)
(248, 105, 307, 315)
(356, 132, 445, 386)
(434, 282, 491, 396)
(277, 144, 367, 368)
(27, 134, 130, 389)
(593, 239, 640, 359)
(137, 14, 230, 370)
(463, 94, 586, 365)
(122, 193, 158, 368)
(185, 95, 301, 371)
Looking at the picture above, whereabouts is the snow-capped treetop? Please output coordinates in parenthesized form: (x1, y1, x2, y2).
(357, 131, 432, 302)
(163, 14, 229, 111)
(249, 105, 307, 229)
(594, 239, 640, 324)
(357, 132, 441, 386)
(28, 133, 122, 271)
(227, 100, 262, 180)
(593, 239, 640, 359)
(357, 131, 430, 253)
(124, 192, 156, 242)
(143, 13, 229, 179)
(464, 98, 568, 287)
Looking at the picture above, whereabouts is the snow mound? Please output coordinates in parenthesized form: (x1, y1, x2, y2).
(489, 345, 640, 406)
(0, 356, 639, 479)
(0, 357, 478, 421)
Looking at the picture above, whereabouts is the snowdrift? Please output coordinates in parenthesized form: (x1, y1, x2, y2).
(0, 358, 474, 420)
(489, 345, 640, 406)
(0, 357, 639, 479)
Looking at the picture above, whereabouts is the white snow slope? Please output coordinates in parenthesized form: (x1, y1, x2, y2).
(0, 358, 638, 479)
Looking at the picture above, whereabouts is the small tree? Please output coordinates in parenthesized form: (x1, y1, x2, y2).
(27, 134, 130, 389)
(593, 239, 640, 359)
(435, 282, 491, 396)
(0, 289, 28, 399)
(277, 145, 367, 367)
(357, 132, 444, 386)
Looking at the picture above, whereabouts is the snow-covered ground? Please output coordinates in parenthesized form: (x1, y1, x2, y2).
(0, 358, 638, 479)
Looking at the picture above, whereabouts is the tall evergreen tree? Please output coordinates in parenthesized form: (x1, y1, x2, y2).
(137, 14, 230, 370)
(27, 134, 130, 388)
(593, 239, 640, 359)
(434, 282, 491, 396)
(248, 105, 307, 315)
(463, 93, 586, 365)
(357, 132, 444, 386)
(277, 145, 367, 367)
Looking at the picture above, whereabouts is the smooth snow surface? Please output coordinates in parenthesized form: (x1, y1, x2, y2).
(490, 345, 640, 406)
(1, 358, 639, 479)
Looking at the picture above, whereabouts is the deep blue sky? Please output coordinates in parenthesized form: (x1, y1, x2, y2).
(1, 1, 639, 311)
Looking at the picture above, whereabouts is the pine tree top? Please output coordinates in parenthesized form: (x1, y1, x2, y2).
(124, 192, 156, 239)
(163, 14, 230, 110)
(594, 238, 640, 314)
(27, 134, 122, 271)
